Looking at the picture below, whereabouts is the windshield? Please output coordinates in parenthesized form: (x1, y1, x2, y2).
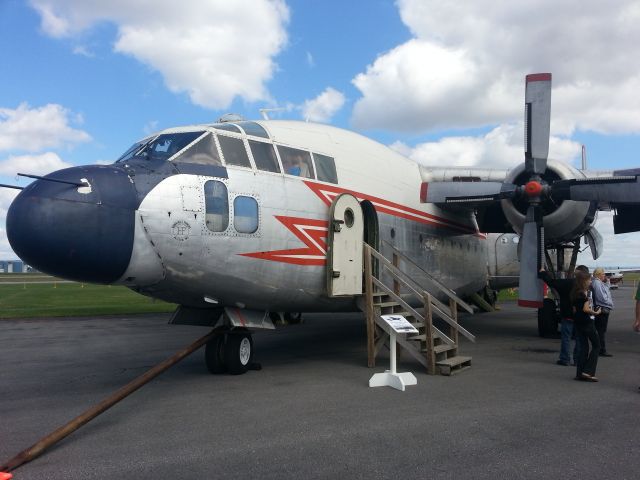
(117, 140, 150, 162)
(118, 131, 205, 162)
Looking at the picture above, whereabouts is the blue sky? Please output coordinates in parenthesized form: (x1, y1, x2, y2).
(1, 0, 639, 266)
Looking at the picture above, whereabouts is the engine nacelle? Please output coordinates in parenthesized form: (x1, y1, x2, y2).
(500, 159, 597, 244)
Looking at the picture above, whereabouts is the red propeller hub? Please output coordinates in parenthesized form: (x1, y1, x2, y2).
(524, 180, 543, 197)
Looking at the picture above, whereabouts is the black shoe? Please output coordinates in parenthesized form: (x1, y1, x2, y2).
(599, 352, 613, 357)
(556, 360, 569, 366)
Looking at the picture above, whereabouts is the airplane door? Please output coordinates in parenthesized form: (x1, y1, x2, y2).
(327, 193, 364, 297)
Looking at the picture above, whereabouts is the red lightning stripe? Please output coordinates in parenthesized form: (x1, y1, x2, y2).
(239, 216, 328, 266)
(303, 180, 481, 235)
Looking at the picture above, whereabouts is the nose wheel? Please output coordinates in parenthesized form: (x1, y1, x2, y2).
(205, 329, 260, 375)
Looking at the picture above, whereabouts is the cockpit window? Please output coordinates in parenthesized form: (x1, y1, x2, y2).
(218, 135, 251, 168)
(174, 132, 222, 166)
(122, 131, 205, 162)
(278, 146, 314, 179)
(213, 123, 242, 134)
(236, 121, 269, 138)
(312, 153, 338, 184)
(117, 139, 152, 162)
(249, 140, 280, 173)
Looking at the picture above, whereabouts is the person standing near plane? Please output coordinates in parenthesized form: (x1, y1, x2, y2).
(571, 270, 602, 382)
(591, 267, 614, 357)
(539, 265, 590, 366)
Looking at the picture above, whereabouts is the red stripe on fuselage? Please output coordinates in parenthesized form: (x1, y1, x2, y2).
(303, 180, 482, 236)
(239, 216, 328, 266)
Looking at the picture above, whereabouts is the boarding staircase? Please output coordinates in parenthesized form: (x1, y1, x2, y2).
(361, 241, 476, 375)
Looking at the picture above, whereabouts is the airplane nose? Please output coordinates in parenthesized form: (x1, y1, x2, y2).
(6, 165, 137, 283)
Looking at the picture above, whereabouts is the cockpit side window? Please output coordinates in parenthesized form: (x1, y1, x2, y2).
(278, 146, 315, 179)
(249, 140, 280, 173)
(175, 133, 222, 166)
(312, 153, 338, 184)
(218, 135, 252, 168)
(204, 180, 229, 232)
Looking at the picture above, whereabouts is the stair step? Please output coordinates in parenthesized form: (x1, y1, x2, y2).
(374, 301, 401, 308)
(418, 343, 456, 354)
(436, 356, 472, 376)
(433, 344, 456, 354)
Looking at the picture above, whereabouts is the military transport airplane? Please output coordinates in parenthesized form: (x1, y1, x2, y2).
(4, 74, 640, 374)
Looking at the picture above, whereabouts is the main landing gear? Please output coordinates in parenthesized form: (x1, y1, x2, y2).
(205, 328, 261, 375)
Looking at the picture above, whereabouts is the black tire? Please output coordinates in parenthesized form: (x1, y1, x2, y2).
(538, 298, 559, 338)
(224, 332, 253, 375)
(482, 286, 498, 307)
(205, 334, 227, 374)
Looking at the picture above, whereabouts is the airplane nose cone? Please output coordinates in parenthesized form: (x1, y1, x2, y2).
(6, 165, 137, 283)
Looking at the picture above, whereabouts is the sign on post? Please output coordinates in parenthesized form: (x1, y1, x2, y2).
(369, 314, 418, 391)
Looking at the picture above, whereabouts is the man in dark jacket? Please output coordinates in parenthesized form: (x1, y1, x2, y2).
(539, 265, 589, 366)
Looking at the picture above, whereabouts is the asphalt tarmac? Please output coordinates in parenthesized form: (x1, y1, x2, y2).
(1, 287, 639, 479)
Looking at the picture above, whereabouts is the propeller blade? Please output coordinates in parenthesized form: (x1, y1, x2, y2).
(518, 205, 544, 308)
(524, 73, 552, 175)
(551, 176, 640, 204)
(584, 226, 603, 260)
(420, 182, 517, 205)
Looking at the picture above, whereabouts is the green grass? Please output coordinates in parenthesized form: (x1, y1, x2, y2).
(0, 282, 176, 318)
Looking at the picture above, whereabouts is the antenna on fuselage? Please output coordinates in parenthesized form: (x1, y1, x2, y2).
(259, 108, 286, 120)
(581, 145, 587, 170)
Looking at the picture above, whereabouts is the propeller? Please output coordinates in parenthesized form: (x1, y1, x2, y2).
(420, 73, 640, 308)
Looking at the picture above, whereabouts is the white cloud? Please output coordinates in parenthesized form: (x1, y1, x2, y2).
(30, 0, 290, 109)
(352, 0, 640, 135)
(301, 87, 346, 123)
(0, 103, 91, 152)
(0, 152, 74, 177)
(391, 122, 581, 169)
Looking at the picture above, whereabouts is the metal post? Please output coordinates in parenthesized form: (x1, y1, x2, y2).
(363, 244, 376, 368)
(389, 332, 397, 374)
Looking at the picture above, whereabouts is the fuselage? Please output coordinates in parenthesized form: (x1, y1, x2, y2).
(7, 120, 491, 312)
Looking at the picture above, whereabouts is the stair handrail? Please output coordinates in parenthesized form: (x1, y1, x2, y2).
(371, 276, 456, 346)
(365, 244, 475, 343)
(380, 239, 474, 314)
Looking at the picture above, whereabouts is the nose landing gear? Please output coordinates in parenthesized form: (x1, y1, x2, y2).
(205, 329, 261, 375)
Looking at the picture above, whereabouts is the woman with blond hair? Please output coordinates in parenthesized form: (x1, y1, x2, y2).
(591, 267, 614, 356)
(571, 270, 602, 382)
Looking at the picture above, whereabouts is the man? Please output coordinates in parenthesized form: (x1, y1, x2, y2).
(539, 265, 590, 366)
(592, 267, 614, 356)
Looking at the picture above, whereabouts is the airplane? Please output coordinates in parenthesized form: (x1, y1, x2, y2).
(4, 73, 640, 374)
